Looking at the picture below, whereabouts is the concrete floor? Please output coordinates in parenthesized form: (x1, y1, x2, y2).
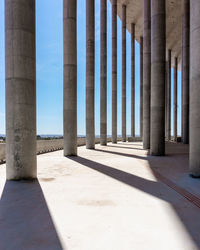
(0, 142, 200, 250)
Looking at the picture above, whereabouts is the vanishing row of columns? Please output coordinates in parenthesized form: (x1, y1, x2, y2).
(5, 0, 200, 180)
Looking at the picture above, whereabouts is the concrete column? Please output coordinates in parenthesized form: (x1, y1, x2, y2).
(122, 4, 126, 142)
(166, 50, 171, 141)
(5, 0, 36, 180)
(143, 0, 151, 149)
(140, 36, 143, 139)
(86, 0, 95, 149)
(173, 57, 178, 141)
(150, 0, 166, 156)
(190, 0, 200, 177)
(112, 0, 117, 144)
(165, 61, 168, 138)
(131, 23, 135, 138)
(182, 0, 190, 144)
(100, 0, 107, 145)
(63, 0, 77, 156)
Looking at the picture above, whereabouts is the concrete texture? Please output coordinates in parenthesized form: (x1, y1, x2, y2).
(5, 0, 37, 180)
(140, 36, 143, 139)
(112, 0, 117, 144)
(86, 0, 95, 149)
(173, 57, 178, 141)
(63, 0, 77, 156)
(166, 49, 171, 141)
(190, 0, 200, 177)
(142, 0, 151, 150)
(131, 23, 135, 138)
(100, 0, 107, 146)
(122, 4, 126, 142)
(182, 0, 190, 144)
(113, 0, 182, 67)
(150, 0, 166, 156)
(0, 142, 200, 249)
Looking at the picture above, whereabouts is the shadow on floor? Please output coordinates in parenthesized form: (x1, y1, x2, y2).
(106, 145, 145, 151)
(0, 180, 63, 250)
(70, 154, 200, 248)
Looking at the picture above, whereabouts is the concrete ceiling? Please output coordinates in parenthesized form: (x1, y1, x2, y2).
(112, 0, 182, 69)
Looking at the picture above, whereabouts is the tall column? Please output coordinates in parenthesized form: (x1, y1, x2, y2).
(131, 23, 135, 138)
(140, 37, 143, 139)
(86, 0, 95, 149)
(143, 0, 151, 149)
(100, 0, 107, 145)
(173, 57, 178, 141)
(5, 0, 36, 180)
(63, 0, 77, 156)
(166, 50, 171, 141)
(165, 60, 168, 138)
(182, 0, 190, 144)
(122, 4, 126, 142)
(190, 0, 200, 177)
(150, 0, 166, 156)
(112, 0, 117, 144)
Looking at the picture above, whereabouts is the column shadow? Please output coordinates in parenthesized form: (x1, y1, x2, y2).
(70, 155, 200, 248)
(0, 180, 63, 250)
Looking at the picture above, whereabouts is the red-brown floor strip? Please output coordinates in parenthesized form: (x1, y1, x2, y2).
(154, 171, 200, 209)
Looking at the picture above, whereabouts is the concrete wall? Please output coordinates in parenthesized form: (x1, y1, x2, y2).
(0, 137, 120, 163)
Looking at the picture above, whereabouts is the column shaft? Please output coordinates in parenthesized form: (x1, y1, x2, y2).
(112, 0, 117, 143)
(165, 61, 168, 138)
(86, 0, 95, 149)
(150, 0, 166, 156)
(140, 37, 143, 138)
(167, 50, 171, 141)
(63, 0, 77, 156)
(143, 0, 151, 149)
(131, 23, 135, 138)
(190, 0, 200, 177)
(182, 0, 190, 144)
(100, 0, 107, 145)
(173, 57, 178, 141)
(122, 5, 126, 142)
(5, 0, 36, 180)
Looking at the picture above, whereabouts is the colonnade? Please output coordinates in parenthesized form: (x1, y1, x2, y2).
(5, 0, 200, 180)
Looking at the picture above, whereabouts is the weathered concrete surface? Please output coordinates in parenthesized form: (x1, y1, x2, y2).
(166, 50, 171, 141)
(131, 23, 135, 138)
(142, 0, 151, 149)
(173, 57, 178, 141)
(140, 36, 143, 139)
(63, 0, 77, 156)
(150, 0, 166, 156)
(86, 0, 95, 149)
(182, 0, 190, 144)
(190, 0, 200, 177)
(0, 142, 200, 249)
(113, 0, 182, 67)
(5, 0, 37, 180)
(100, 0, 107, 146)
(112, 0, 117, 144)
(122, 4, 126, 142)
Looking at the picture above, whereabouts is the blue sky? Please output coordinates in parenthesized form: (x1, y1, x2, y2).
(0, 0, 181, 136)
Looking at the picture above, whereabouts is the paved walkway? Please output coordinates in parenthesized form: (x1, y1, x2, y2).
(0, 142, 200, 250)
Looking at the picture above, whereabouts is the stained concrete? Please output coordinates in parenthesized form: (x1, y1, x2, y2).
(63, 0, 77, 156)
(131, 23, 135, 138)
(150, 0, 166, 156)
(190, 0, 200, 177)
(112, 0, 117, 144)
(86, 0, 95, 149)
(122, 4, 126, 142)
(100, 0, 107, 146)
(0, 142, 200, 249)
(5, 0, 37, 180)
(142, 0, 151, 150)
